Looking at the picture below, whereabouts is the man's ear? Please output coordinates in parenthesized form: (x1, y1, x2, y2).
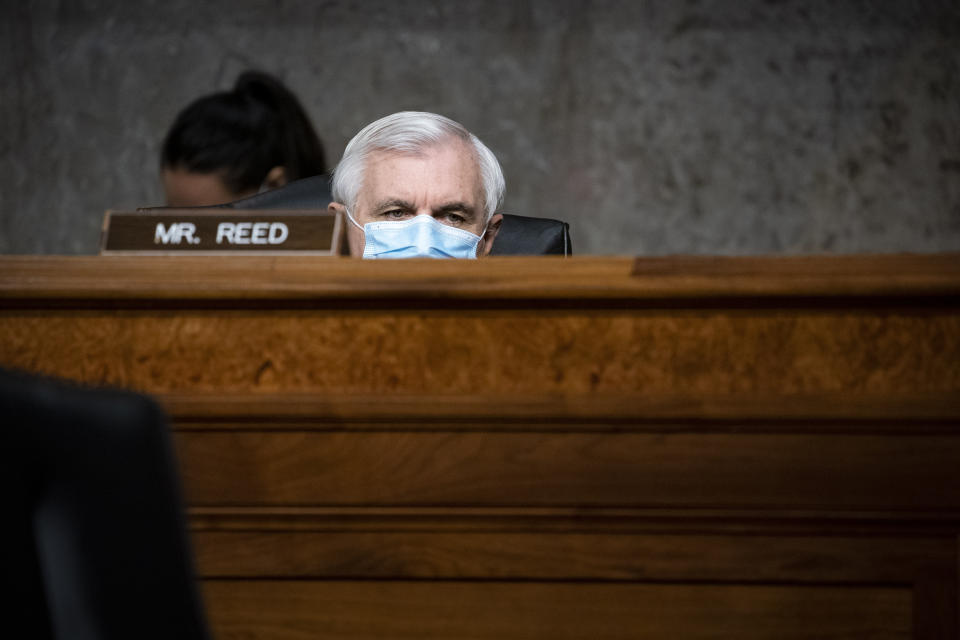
(478, 213, 503, 257)
(330, 202, 363, 257)
(263, 166, 288, 189)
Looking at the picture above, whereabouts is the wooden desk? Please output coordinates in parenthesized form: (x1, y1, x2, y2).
(2, 255, 959, 639)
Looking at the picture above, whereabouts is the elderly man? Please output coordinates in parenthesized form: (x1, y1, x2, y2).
(328, 111, 504, 258)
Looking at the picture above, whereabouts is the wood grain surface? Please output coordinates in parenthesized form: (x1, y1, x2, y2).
(2, 310, 958, 395)
(173, 430, 960, 509)
(200, 580, 911, 640)
(3, 255, 958, 639)
(162, 391, 960, 424)
(192, 530, 953, 581)
(101, 210, 341, 254)
(0, 254, 958, 300)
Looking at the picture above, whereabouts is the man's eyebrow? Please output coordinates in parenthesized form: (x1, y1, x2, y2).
(372, 199, 416, 211)
(436, 202, 477, 217)
(370, 199, 478, 218)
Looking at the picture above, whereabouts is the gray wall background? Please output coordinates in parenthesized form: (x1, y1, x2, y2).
(1, 0, 958, 255)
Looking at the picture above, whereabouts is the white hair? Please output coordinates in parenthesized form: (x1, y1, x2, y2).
(331, 111, 505, 221)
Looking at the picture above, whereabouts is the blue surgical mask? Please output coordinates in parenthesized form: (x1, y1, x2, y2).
(346, 210, 486, 259)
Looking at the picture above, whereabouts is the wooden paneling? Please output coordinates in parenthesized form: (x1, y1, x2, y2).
(193, 530, 954, 582)
(175, 430, 960, 509)
(200, 581, 912, 640)
(163, 391, 960, 424)
(2, 255, 958, 639)
(2, 310, 958, 394)
(2, 255, 958, 397)
(1, 254, 957, 300)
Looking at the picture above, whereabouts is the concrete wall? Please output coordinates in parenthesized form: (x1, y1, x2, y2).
(1, 0, 958, 255)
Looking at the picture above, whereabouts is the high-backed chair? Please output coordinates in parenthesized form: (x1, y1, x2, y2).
(3, 369, 210, 640)
(217, 175, 572, 256)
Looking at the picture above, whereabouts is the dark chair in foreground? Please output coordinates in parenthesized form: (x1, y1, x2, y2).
(3, 369, 210, 640)
(219, 175, 572, 256)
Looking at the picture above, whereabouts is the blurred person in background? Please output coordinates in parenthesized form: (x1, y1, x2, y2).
(160, 70, 327, 207)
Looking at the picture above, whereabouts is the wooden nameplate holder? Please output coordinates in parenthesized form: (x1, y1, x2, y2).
(100, 209, 344, 255)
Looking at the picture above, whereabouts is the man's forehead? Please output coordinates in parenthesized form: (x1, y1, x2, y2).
(359, 141, 483, 204)
(365, 137, 477, 168)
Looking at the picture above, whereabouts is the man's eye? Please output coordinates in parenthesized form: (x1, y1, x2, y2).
(440, 213, 466, 225)
(384, 210, 408, 220)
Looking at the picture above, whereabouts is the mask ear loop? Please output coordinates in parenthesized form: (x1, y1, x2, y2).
(344, 208, 365, 232)
(474, 218, 489, 257)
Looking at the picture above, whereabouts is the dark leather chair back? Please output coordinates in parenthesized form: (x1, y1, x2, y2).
(489, 213, 571, 256)
(226, 174, 334, 210)
(219, 175, 572, 256)
(3, 369, 210, 640)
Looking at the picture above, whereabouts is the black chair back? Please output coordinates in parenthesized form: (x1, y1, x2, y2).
(3, 370, 210, 640)
(226, 174, 334, 210)
(489, 213, 571, 256)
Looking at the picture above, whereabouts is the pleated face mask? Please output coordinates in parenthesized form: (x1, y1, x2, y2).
(347, 210, 486, 259)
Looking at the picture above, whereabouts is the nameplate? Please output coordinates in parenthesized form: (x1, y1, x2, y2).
(100, 210, 343, 255)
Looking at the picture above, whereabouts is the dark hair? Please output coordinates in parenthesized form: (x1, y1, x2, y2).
(161, 71, 326, 193)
